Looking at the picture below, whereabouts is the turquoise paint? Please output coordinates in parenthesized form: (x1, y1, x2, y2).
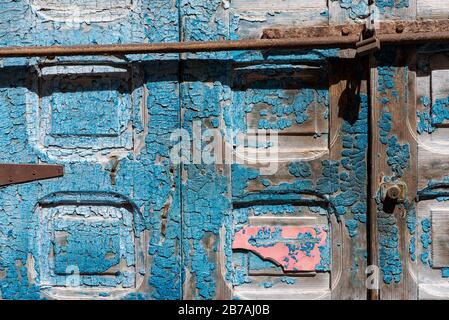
(262, 282, 273, 288)
(377, 54, 410, 179)
(180, 57, 232, 299)
(230, 91, 368, 283)
(409, 237, 416, 262)
(375, 51, 412, 284)
(417, 96, 435, 134)
(0, 0, 376, 300)
(227, 64, 329, 135)
(280, 277, 296, 285)
(386, 135, 410, 177)
(0, 0, 182, 300)
(334, 93, 368, 233)
(0, 60, 183, 298)
(431, 95, 449, 126)
(336, 0, 370, 20)
(233, 267, 251, 286)
(252, 205, 296, 216)
(249, 252, 282, 272)
(442, 268, 449, 278)
(417, 177, 449, 201)
(248, 227, 282, 248)
(376, 0, 409, 13)
(420, 218, 432, 268)
(406, 204, 416, 262)
(379, 113, 392, 144)
(316, 228, 331, 272)
(378, 66, 397, 96)
(345, 219, 359, 238)
(417, 94, 449, 134)
(288, 162, 312, 178)
(377, 194, 402, 284)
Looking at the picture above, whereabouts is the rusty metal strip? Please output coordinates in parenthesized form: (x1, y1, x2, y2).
(0, 20, 448, 58)
(0, 37, 359, 58)
(0, 164, 64, 187)
(263, 19, 449, 39)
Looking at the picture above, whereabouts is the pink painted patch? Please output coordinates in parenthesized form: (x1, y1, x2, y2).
(232, 226, 327, 271)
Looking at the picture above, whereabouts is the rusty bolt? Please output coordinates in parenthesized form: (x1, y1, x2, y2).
(396, 24, 404, 33)
(386, 185, 401, 200)
(342, 27, 351, 36)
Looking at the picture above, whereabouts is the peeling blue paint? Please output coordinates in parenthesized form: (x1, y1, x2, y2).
(376, 175, 402, 284)
(442, 268, 449, 278)
(376, 0, 410, 13)
(288, 162, 312, 178)
(417, 96, 435, 134)
(431, 95, 449, 126)
(0, 0, 378, 300)
(386, 136, 410, 177)
(316, 229, 331, 272)
(345, 220, 359, 238)
(420, 218, 432, 268)
(334, 0, 370, 20)
(280, 277, 296, 285)
(406, 204, 416, 262)
(262, 281, 273, 288)
(0, 0, 183, 299)
(378, 198, 402, 284)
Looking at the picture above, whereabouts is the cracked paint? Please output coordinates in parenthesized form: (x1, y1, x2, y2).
(233, 226, 329, 272)
(375, 50, 411, 284)
(0, 0, 182, 300)
(333, 0, 370, 20)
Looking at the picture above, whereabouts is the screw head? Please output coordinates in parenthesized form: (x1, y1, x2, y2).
(396, 24, 404, 33)
(387, 185, 401, 200)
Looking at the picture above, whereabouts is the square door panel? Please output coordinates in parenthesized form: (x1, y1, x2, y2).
(431, 210, 449, 268)
(230, 64, 329, 162)
(31, 192, 145, 299)
(231, 205, 331, 300)
(53, 218, 123, 275)
(26, 63, 145, 161)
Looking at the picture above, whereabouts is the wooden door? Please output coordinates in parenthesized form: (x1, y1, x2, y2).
(0, 0, 182, 299)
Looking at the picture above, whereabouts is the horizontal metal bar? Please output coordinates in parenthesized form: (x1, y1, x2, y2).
(0, 21, 448, 58)
(379, 31, 449, 45)
(0, 164, 63, 187)
(0, 37, 359, 58)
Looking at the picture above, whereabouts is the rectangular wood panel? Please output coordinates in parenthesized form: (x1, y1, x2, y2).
(418, 0, 449, 19)
(431, 210, 449, 268)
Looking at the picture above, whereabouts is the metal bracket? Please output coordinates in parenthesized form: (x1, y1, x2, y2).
(356, 34, 380, 57)
(380, 181, 407, 203)
(0, 164, 64, 187)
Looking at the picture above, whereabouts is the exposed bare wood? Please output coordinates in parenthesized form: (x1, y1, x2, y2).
(371, 47, 418, 300)
(329, 59, 369, 300)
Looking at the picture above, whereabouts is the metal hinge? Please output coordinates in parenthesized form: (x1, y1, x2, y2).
(0, 164, 64, 187)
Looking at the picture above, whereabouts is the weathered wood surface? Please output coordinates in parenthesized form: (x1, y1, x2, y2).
(418, 0, 449, 19)
(414, 47, 449, 299)
(371, 47, 418, 300)
(1, 0, 449, 301)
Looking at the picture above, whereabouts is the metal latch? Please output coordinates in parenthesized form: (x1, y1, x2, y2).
(0, 164, 64, 187)
(356, 34, 380, 57)
(380, 181, 407, 203)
